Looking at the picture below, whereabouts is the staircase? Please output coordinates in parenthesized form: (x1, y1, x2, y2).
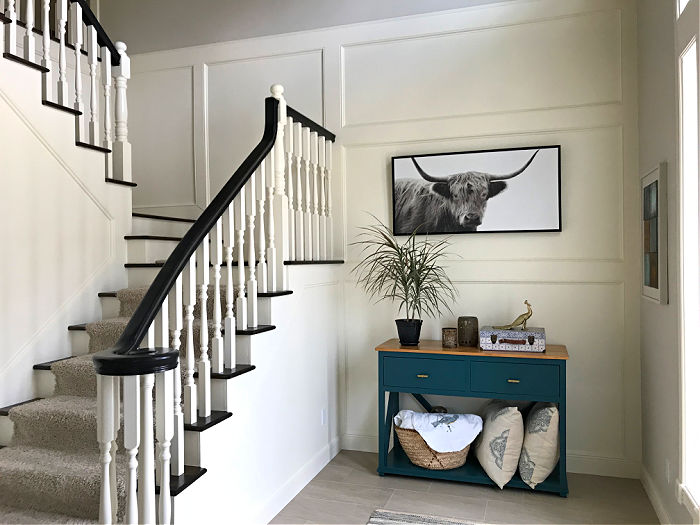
(0, 2, 341, 524)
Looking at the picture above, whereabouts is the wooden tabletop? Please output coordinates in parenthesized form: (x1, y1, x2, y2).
(375, 338, 569, 360)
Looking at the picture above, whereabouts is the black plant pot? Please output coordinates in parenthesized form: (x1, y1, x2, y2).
(396, 319, 423, 346)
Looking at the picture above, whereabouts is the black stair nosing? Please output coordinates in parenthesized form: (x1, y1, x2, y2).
(42, 99, 82, 115)
(98, 291, 118, 298)
(76, 141, 111, 154)
(68, 323, 87, 331)
(284, 260, 345, 265)
(0, 398, 42, 416)
(125, 235, 183, 242)
(126, 260, 258, 269)
(194, 364, 256, 380)
(33, 356, 75, 370)
(183, 410, 232, 432)
(3, 52, 50, 73)
(155, 466, 207, 497)
(236, 324, 275, 336)
(105, 178, 137, 187)
(132, 212, 197, 224)
(258, 290, 293, 298)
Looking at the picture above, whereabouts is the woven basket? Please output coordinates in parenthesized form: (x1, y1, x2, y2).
(394, 424, 469, 470)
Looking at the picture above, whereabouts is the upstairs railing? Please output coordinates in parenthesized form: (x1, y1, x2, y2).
(2, 0, 132, 181)
(92, 85, 336, 524)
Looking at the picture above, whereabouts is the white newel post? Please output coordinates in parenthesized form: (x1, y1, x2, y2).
(224, 202, 237, 368)
(69, 1, 83, 141)
(183, 255, 197, 424)
(138, 374, 156, 525)
(123, 375, 140, 525)
(325, 140, 334, 259)
(246, 174, 258, 327)
(169, 275, 185, 477)
(102, 47, 113, 178)
(271, 85, 289, 290)
(293, 123, 304, 260)
(156, 369, 174, 525)
(257, 158, 268, 294)
(5, 0, 16, 55)
(285, 116, 295, 261)
(235, 192, 248, 330)
(211, 219, 224, 373)
(318, 137, 327, 260)
(87, 27, 99, 145)
(197, 236, 211, 417)
(302, 127, 312, 261)
(114, 42, 132, 182)
(23, 0, 34, 61)
(40, 0, 51, 99)
(97, 375, 115, 525)
(56, 0, 68, 105)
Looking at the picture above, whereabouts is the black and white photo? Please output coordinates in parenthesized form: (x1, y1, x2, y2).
(392, 146, 561, 235)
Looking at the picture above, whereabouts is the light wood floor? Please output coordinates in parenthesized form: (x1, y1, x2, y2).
(270, 451, 659, 524)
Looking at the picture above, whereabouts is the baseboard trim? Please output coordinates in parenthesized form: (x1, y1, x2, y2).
(641, 466, 671, 525)
(253, 436, 341, 524)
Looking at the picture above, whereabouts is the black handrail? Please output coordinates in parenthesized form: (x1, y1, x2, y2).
(286, 105, 335, 142)
(70, 0, 120, 66)
(93, 97, 280, 376)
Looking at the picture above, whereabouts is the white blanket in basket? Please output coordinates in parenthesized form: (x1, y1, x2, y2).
(393, 410, 483, 453)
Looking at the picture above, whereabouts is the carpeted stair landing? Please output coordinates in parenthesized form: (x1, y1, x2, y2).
(0, 285, 225, 523)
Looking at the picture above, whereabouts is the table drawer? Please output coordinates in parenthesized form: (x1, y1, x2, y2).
(383, 356, 465, 391)
(470, 361, 559, 399)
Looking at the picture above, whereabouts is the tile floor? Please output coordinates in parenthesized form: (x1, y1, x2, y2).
(270, 451, 659, 524)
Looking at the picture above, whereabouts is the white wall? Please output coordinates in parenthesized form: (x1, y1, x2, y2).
(637, 1, 692, 523)
(127, 0, 642, 478)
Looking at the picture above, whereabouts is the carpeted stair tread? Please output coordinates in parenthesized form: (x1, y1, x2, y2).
(0, 446, 126, 520)
(9, 396, 114, 453)
(0, 503, 97, 524)
(117, 284, 231, 319)
(52, 354, 96, 397)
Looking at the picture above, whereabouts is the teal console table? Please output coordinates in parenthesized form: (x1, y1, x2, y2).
(376, 338, 569, 496)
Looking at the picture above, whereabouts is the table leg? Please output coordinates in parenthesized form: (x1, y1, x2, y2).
(559, 361, 569, 497)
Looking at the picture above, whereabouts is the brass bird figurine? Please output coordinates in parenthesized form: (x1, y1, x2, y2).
(495, 300, 533, 330)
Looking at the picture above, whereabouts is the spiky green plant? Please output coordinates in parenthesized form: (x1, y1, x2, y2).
(351, 220, 457, 320)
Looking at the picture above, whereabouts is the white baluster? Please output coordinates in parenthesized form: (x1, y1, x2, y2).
(310, 131, 321, 261)
(102, 47, 113, 178)
(319, 136, 327, 260)
(138, 374, 156, 525)
(56, 0, 68, 104)
(246, 175, 258, 328)
(293, 123, 304, 260)
(271, 85, 289, 290)
(325, 140, 334, 259)
(285, 116, 295, 261)
(235, 193, 247, 330)
(69, 1, 83, 141)
(223, 203, 236, 369)
(23, 0, 34, 61)
(197, 236, 211, 417)
(257, 158, 268, 294)
(40, 0, 51, 99)
(266, 153, 276, 293)
(211, 218, 224, 372)
(5, 0, 16, 55)
(97, 375, 115, 524)
(123, 375, 140, 525)
(87, 26, 99, 144)
(114, 42, 132, 182)
(156, 369, 174, 525)
(302, 127, 312, 261)
(183, 255, 197, 424)
(147, 319, 156, 349)
(169, 275, 185, 477)
(110, 377, 120, 524)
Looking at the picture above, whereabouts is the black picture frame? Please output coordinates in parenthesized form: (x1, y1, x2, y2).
(391, 145, 562, 235)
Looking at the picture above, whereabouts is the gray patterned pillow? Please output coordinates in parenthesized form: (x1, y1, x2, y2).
(519, 402, 560, 489)
(474, 400, 523, 489)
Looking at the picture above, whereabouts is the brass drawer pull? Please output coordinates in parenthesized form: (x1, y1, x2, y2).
(417, 374, 429, 379)
(507, 379, 520, 384)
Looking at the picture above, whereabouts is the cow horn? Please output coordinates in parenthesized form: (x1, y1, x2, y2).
(488, 150, 540, 181)
(411, 157, 448, 183)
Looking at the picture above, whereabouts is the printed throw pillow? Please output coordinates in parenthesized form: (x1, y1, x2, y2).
(519, 402, 560, 489)
(474, 400, 524, 489)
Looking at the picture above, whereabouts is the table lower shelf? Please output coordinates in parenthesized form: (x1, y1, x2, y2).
(380, 445, 567, 496)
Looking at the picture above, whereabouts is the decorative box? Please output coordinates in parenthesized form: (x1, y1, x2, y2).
(479, 326, 546, 353)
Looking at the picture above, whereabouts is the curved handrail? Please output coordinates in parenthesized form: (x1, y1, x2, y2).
(93, 96, 279, 376)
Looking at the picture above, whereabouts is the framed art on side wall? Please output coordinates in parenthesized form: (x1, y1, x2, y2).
(391, 145, 561, 235)
(641, 162, 668, 304)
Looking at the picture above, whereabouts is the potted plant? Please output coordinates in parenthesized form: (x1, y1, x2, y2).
(352, 220, 457, 346)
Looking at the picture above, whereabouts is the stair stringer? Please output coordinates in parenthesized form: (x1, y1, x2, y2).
(0, 52, 131, 408)
(177, 264, 344, 524)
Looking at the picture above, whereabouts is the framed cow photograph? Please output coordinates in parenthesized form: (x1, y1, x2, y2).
(391, 145, 561, 235)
